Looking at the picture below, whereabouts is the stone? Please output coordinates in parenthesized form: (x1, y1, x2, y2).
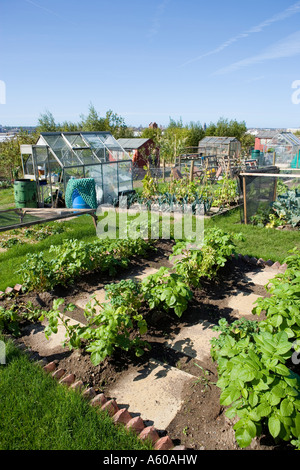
(173, 445, 187, 450)
(5, 287, 14, 295)
(43, 361, 57, 373)
(243, 255, 250, 263)
(113, 408, 132, 425)
(101, 399, 119, 417)
(138, 426, 159, 443)
(82, 387, 97, 400)
(59, 373, 76, 387)
(265, 260, 273, 266)
(257, 258, 265, 266)
(71, 380, 84, 391)
(154, 436, 174, 450)
(13, 284, 23, 292)
(52, 368, 65, 380)
(271, 261, 281, 270)
(126, 416, 145, 434)
(279, 263, 288, 272)
(90, 393, 107, 408)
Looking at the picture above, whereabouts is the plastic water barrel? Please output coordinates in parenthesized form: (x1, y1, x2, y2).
(251, 150, 260, 160)
(14, 179, 38, 208)
(72, 189, 90, 210)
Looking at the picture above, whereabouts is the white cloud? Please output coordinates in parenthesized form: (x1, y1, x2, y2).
(214, 30, 300, 75)
(148, 0, 170, 40)
(180, 1, 300, 67)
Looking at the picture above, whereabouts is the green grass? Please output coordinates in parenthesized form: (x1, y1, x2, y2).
(0, 336, 152, 450)
(205, 208, 300, 264)
(0, 187, 15, 208)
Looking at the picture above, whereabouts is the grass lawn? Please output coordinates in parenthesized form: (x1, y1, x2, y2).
(205, 208, 300, 264)
(0, 336, 153, 450)
(0, 187, 15, 209)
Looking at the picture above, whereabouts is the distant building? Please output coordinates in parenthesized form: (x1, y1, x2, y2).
(254, 130, 279, 152)
(117, 138, 159, 168)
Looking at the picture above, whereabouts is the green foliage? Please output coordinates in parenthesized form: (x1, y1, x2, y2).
(171, 228, 244, 287)
(18, 237, 151, 292)
(0, 302, 42, 336)
(272, 190, 300, 228)
(211, 177, 239, 208)
(211, 248, 300, 449)
(42, 296, 150, 366)
(37, 103, 133, 139)
(0, 130, 37, 179)
(141, 267, 193, 318)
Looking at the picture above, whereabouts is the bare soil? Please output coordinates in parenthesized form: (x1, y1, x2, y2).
(1, 240, 297, 451)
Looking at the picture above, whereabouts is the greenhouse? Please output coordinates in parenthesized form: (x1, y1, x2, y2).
(20, 132, 133, 207)
(198, 136, 241, 158)
(264, 132, 300, 168)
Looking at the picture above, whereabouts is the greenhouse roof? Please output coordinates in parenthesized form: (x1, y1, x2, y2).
(269, 132, 300, 147)
(199, 136, 239, 144)
(33, 131, 130, 168)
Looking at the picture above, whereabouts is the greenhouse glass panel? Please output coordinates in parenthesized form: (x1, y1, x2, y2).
(118, 161, 133, 193)
(84, 164, 104, 205)
(81, 133, 109, 162)
(42, 133, 82, 167)
(102, 162, 119, 204)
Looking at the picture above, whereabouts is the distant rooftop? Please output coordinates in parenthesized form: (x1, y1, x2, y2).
(117, 138, 151, 149)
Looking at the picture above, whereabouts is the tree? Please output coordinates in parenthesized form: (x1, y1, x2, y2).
(79, 104, 106, 132)
(185, 122, 205, 149)
(37, 110, 57, 132)
(240, 133, 255, 155)
(0, 129, 37, 179)
(205, 118, 247, 140)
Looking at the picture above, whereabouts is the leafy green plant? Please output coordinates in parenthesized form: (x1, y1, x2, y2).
(171, 228, 244, 287)
(0, 302, 42, 336)
(272, 190, 300, 228)
(211, 248, 300, 449)
(42, 297, 149, 366)
(141, 266, 193, 318)
(18, 238, 152, 292)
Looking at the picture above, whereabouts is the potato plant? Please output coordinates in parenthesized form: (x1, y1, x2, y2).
(211, 248, 300, 449)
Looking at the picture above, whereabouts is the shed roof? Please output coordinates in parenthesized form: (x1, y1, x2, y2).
(199, 136, 239, 145)
(255, 130, 279, 139)
(117, 138, 151, 149)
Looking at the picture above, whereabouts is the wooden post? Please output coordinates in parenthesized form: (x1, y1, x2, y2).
(273, 177, 277, 203)
(243, 176, 247, 225)
(273, 152, 276, 166)
(190, 159, 194, 182)
(162, 158, 165, 182)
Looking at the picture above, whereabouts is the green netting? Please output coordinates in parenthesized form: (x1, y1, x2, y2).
(65, 178, 97, 209)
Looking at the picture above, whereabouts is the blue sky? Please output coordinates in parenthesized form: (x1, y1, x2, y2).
(1, 0, 300, 129)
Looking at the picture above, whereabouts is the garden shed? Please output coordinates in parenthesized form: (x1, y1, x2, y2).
(117, 138, 159, 168)
(20, 131, 133, 207)
(198, 136, 241, 158)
